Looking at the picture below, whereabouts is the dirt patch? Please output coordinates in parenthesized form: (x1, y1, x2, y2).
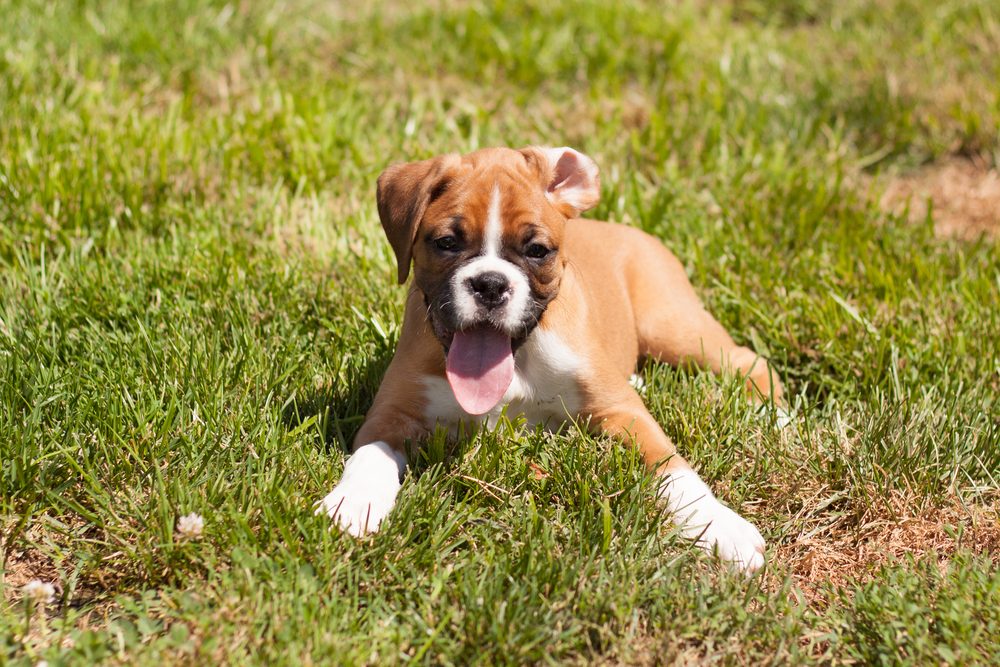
(880, 157, 1000, 240)
(773, 492, 1000, 605)
(2, 544, 62, 604)
(2, 516, 132, 608)
(3, 521, 124, 655)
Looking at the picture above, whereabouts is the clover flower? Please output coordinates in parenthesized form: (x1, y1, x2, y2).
(176, 512, 205, 540)
(22, 580, 56, 605)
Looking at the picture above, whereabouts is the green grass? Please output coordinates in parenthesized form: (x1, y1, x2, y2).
(2, 0, 999, 663)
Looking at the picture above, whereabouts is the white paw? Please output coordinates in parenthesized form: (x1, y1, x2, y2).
(628, 374, 647, 395)
(315, 441, 406, 537)
(659, 468, 766, 574)
(686, 499, 766, 573)
(754, 403, 794, 430)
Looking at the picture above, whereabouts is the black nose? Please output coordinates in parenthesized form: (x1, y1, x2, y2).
(468, 272, 511, 309)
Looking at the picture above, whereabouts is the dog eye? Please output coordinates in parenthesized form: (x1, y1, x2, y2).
(434, 236, 460, 252)
(525, 243, 550, 259)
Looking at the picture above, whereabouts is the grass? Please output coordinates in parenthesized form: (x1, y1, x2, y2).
(1, 0, 999, 663)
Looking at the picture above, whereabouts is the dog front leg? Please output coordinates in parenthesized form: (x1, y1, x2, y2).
(316, 414, 423, 537)
(593, 392, 766, 573)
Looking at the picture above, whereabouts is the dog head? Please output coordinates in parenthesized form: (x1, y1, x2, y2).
(375, 146, 600, 414)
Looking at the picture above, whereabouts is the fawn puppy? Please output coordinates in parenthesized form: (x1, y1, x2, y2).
(318, 147, 783, 572)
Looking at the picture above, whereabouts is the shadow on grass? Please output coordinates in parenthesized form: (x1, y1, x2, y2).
(280, 341, 479, 482)
(281, 343, 394, 454)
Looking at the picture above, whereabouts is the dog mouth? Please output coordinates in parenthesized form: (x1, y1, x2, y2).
(425, 294, 543, 416)
(444, 326, 515, 415)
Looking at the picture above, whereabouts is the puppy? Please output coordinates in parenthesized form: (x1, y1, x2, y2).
(318, 147, 783, 572)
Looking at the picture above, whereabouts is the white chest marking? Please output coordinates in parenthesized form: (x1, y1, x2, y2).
(423, 329, 584, 431)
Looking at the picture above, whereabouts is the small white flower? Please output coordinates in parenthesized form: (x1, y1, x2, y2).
(37, 661, 49, 667)
(176, 512, 205, 540)
(22, 580, 56, 605)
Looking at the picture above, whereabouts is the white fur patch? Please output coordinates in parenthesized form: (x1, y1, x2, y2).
(658, 468, 766, 573)
(423, 328, 584, 430)
(775, 406, 793, 429)
(753, 403, 795, 430)
(316, 441, 407, 537)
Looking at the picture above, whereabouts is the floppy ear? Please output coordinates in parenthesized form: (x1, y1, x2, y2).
(520, 146, 600, 217)
(376, 154, 460, 284)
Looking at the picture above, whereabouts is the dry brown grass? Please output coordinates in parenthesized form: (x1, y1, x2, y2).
(880, 157, 1000, 240)
(772, 491, 1000, 605)
(2, 521, 125, 655)
(2, 545, 59, 604)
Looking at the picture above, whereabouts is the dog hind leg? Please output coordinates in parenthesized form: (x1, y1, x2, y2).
(628, 241, 783, 403)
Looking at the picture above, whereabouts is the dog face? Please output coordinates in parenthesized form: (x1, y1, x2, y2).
(376, 146, 600, 352)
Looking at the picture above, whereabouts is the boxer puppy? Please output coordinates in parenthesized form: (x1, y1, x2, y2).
(318, 146, 783, 572)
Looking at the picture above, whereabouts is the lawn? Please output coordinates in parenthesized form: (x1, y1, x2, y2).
(2, 0, 999, 664)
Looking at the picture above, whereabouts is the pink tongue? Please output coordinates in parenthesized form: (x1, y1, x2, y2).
(446, 328, 515, 415)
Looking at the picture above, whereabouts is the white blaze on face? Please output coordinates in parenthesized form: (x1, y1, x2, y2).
(450, 183, 531, 332)
(484, 182, 503, 255)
